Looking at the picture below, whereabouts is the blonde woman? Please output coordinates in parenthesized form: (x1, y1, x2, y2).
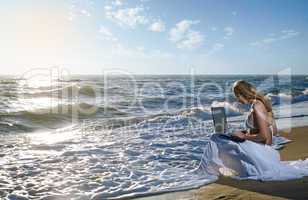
(199, 80, 308, 181)
(231, 80, 278, 145)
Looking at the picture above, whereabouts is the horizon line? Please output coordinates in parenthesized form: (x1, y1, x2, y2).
(0, 73, 307, 76)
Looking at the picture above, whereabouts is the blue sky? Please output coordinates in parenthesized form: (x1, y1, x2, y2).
(0, 0, 308, 74)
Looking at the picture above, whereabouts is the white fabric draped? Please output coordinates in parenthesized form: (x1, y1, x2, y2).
(199, 134, 308, 181)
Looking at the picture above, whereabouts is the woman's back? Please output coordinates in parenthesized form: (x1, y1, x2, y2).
(245, 100, 275, 145)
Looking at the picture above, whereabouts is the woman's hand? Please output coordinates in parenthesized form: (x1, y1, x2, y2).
(232, 131, 246, 139)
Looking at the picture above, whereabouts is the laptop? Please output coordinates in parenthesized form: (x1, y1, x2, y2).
(211, 106, 245, 142)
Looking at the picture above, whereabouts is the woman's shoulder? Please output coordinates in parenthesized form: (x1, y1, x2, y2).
(253, 99, 267, 113)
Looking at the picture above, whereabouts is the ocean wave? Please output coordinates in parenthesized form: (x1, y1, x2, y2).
(139, 96, 171, 109)
(64, 84, 99, 97)
(0, 121, 34, 134)
(137, 102, 241, 126)
(57, 78, 82, 82)
(267, 92, 308, 105)
(16, 84, 100, 99)
(178, 107, 211, 120)
(0, 103, 127, 130)
(0, 91, 18, 98)
(0, 80, 18, 85)
(139, 95, 199, 110)
(87, 107, 212, 132)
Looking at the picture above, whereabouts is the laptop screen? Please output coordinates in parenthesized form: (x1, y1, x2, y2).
(211, 107, 227, 133)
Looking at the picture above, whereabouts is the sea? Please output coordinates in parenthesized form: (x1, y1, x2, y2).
(1, 74, 308, 199)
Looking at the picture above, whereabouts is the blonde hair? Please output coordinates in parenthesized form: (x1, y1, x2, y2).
(232, 80, 273, 114)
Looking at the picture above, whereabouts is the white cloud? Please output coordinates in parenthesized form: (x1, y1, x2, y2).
(81, 9, 91, 17)
(205, 43, 225, 56)
(250, 29, 300, 46)
(98, 26, 118, 42)
(149, 19, 165, 32)
(211, 27, 217, 31)
(224, 27, 234, 36)
(105, 6, 149, 28)
(169, 20, 199, 42)
(176, 31, 204, 49)
(112, 0, 125, 6)
(280, 29, 300, 39)
(104, 5, 113, 11)
(169, 20, 204, 49)
(223, 26, 234, 39)
(68, 0, 93, 20)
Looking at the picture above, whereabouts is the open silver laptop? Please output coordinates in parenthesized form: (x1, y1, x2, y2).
(211, 106, 245, 142)
(211, 107, 227, 134)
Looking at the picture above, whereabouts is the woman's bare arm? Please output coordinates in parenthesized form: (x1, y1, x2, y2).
(244, 132, 266, 143)
(247, 101, 271, 144)
(233, 101, 270, 143)
(233, 130, 266, 143)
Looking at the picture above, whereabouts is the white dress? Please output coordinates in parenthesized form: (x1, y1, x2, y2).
(199, 134, 308, 181)
(199, 103, 308, 181)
